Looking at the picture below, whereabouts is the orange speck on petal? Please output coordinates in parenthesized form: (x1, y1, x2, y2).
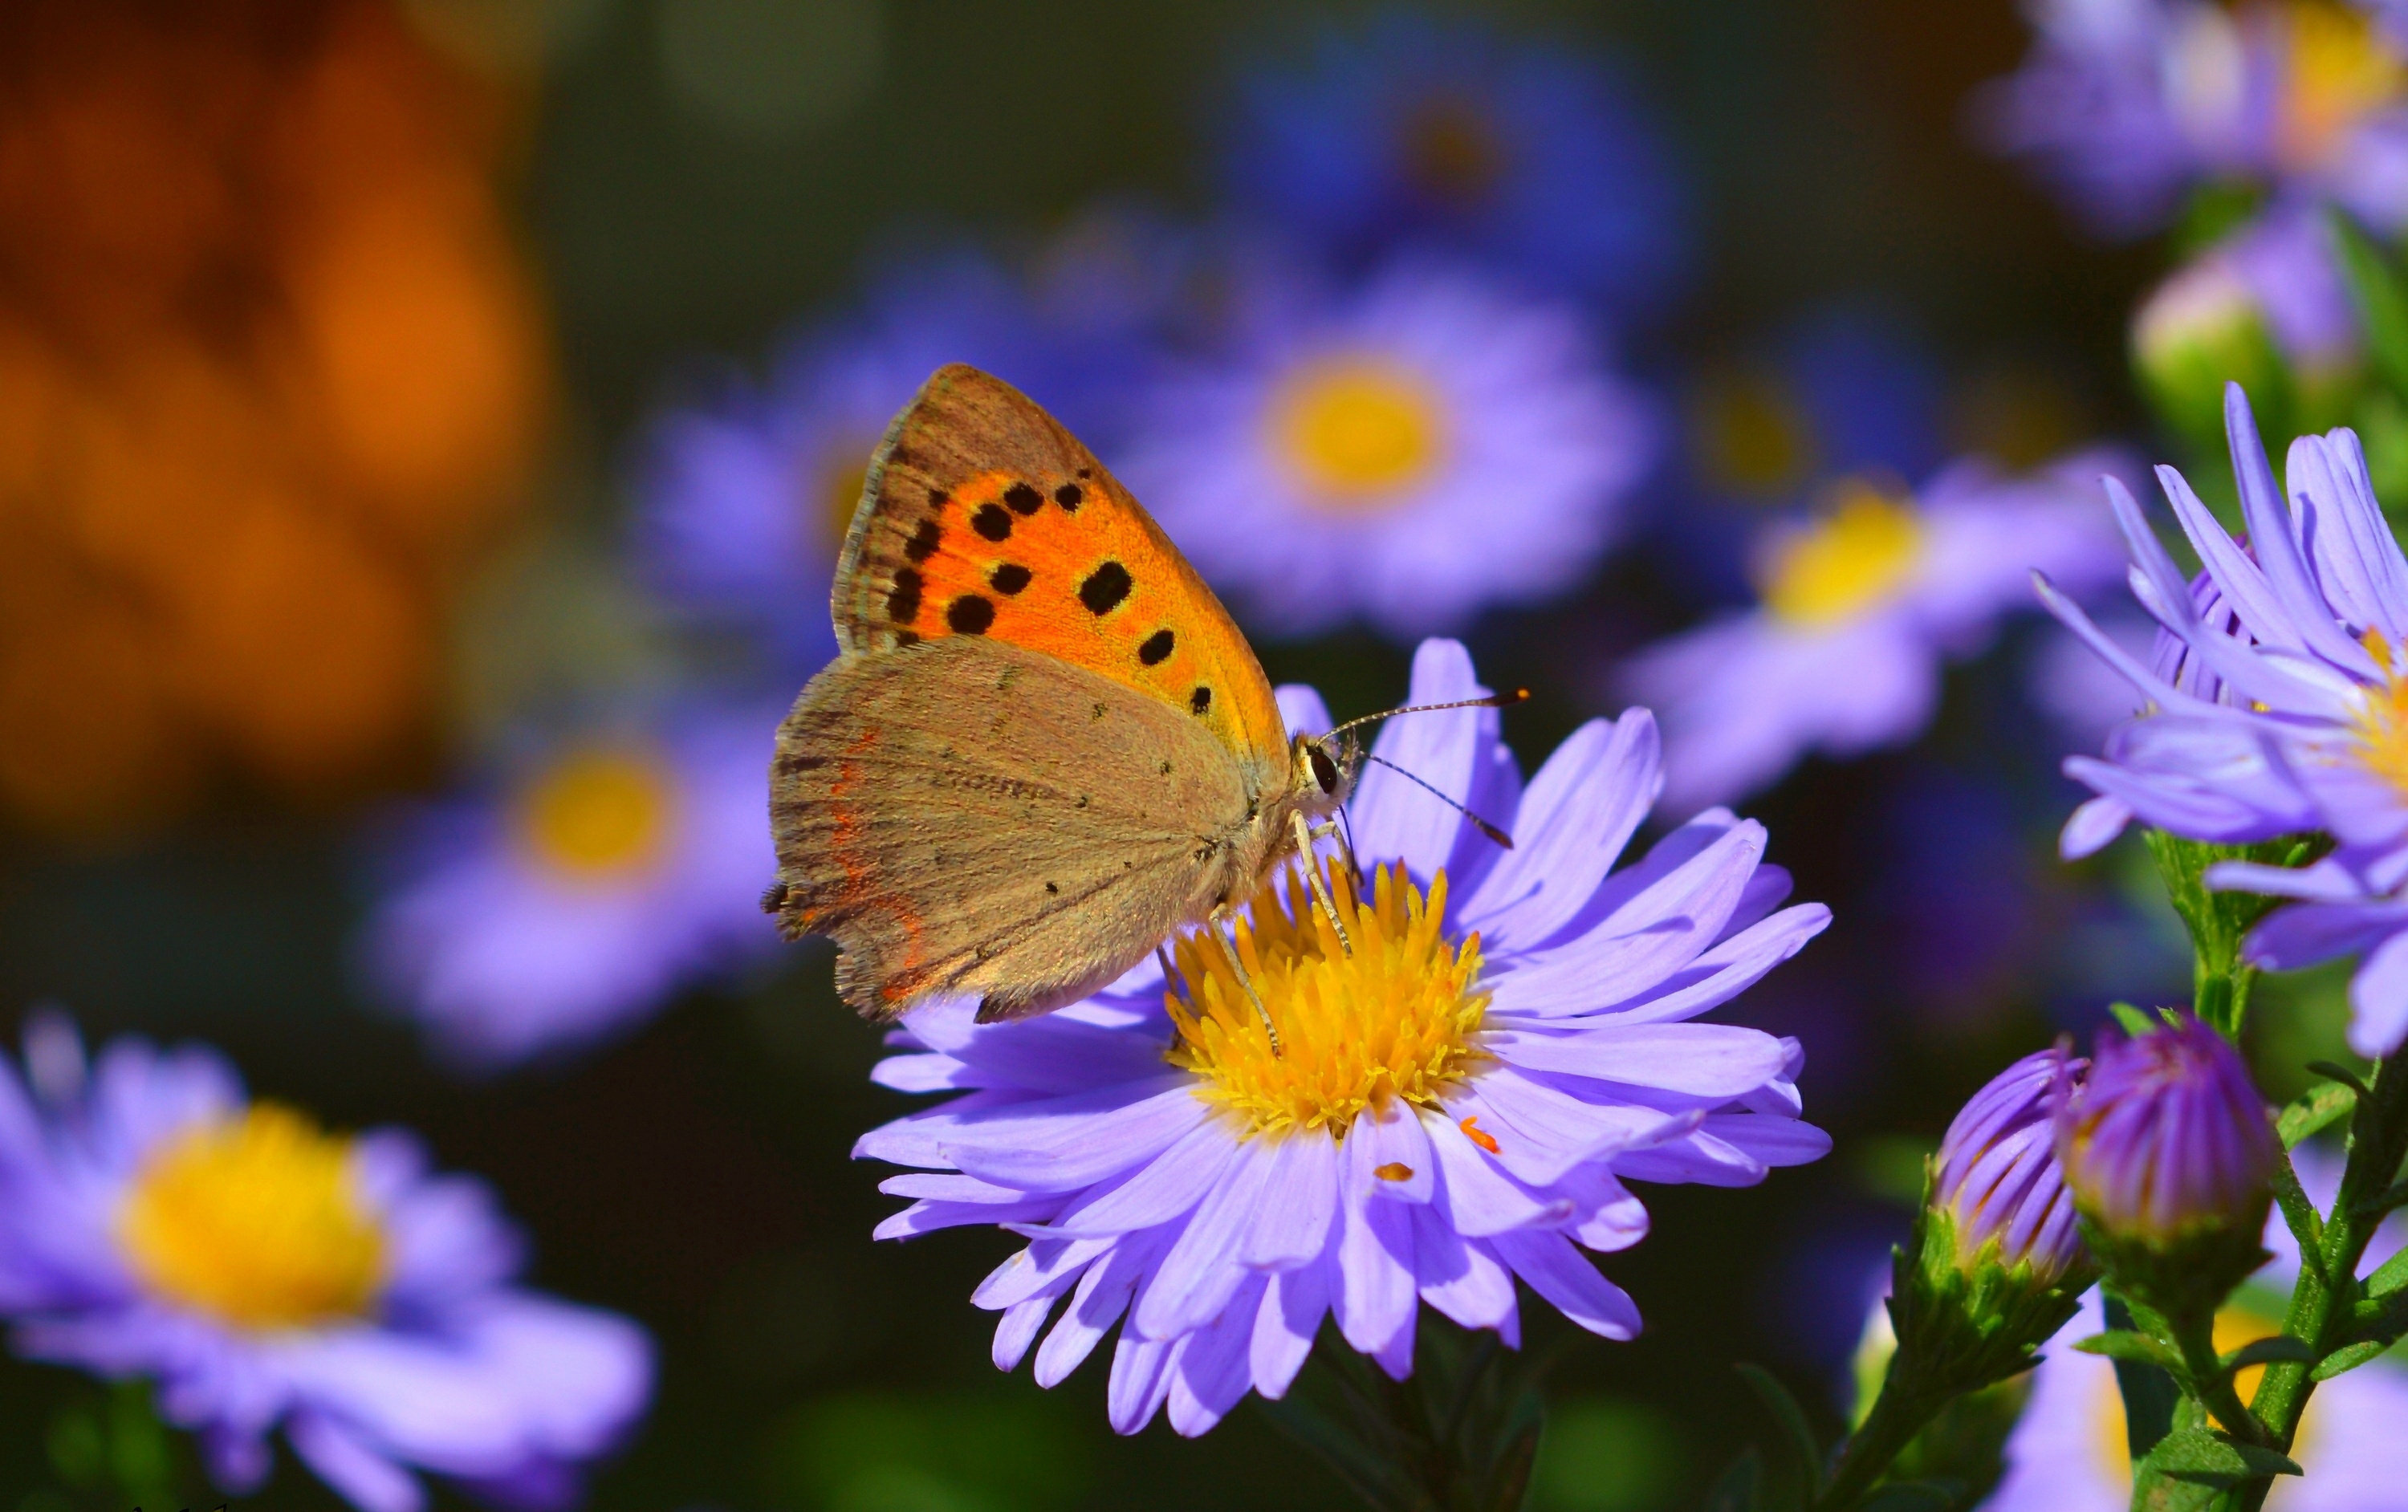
(1459, 1116, 1499, 1154)
(1373, 1161, 1414, 1182)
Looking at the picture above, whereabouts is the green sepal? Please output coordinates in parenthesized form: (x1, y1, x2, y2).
(2139, 1425, 2304, 1484)
(2366, 1242, 2408, 1299)
(1735, 1363, 1824, 1506)
(2072, 1330, 2186, 1375)
(2311, 1340, 2390, 1380)
(2076, 1207, 2274, 1332)
(2277, 1081, 2357, 1147)
(2142, 830, 2328, 1038)
(2215, 1336, 2316, 1376)
(2108, 1002, 2161, 1038)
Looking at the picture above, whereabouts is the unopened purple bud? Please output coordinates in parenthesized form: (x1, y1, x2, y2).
(2056, 1016, 2276, 1246)
(1932, 1047, 2089, 1283)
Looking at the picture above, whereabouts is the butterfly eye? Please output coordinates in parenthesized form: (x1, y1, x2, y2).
(1307, 744, 1340, 795)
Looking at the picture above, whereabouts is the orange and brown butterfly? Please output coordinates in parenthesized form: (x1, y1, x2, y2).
(763, 364, 1368, 1024)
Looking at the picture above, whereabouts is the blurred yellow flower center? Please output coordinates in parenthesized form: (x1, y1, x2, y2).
(2276, 1, 2405, 170)
(1759, 483, 1926, 627)
(2092, 1306, 2312, 1481)
(515, 747, 677, 880)
(1269, 359, 1450, 509)
(2352, 632, 2408, 795)
(1401, 96, 1506, 205)
(1167, 861, 1488, 1139)
(117, 1104, 386, 1331)
(821, 453, 872, 555)
(1693, 369, 1817, 497)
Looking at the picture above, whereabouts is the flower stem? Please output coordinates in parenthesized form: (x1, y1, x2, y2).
(1810, 1364, 1942, 1512)
(2227, 1052, 2408, 1511)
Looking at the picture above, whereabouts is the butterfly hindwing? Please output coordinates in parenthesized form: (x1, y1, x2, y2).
(833, 364, 1288, 782)
(770, 636, 1255, 1021)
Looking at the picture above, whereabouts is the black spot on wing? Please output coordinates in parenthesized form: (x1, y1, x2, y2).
(1138, 628, 1174, 665)
(947, 595, 996, 634)
(888, 568, 923, 624)
(1054, 483, 1083, 510)
(927, 486, 949, 508)
(971, 503, 1013, 542)
(1190, 685, 1212, 715)
(903, 518, 942, 563)
(990, 563, 1031, 595)
(1080, 561, 1132, 615)
(1004, 482, 1044, 515)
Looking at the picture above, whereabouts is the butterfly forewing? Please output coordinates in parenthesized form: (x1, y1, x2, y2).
(834, 364, 1288, 779)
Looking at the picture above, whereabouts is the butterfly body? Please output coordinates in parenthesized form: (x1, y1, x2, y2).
(769, 365, 1348, 1022)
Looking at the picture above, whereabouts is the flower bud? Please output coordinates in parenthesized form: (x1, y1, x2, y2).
(1932, 1047, 2089, 1287)
(2055, 1015, 2276, 1320)
(2130, 253, 2290, 461)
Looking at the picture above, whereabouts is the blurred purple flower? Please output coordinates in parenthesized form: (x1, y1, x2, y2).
(1620, 450, 2127, 813)
(2055, 1016, 2276, 1244)
(1119, 257, 1656, 640)
(855, 640, 1830, 1437)
(2043, 386, 2408, 1054)
(1935, 1047, 2089, 1282)
(0, 1017, 652, 1512)
(1215, 13, 1688, 313)
(629, 257, 1092, 672)
(1977, 0, 2408, 238)
(359, 701, 779, 1071)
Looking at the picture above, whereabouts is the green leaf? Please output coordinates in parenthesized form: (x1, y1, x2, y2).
(2332, 207, 2408, 403)
(2367, 1243, 2408, 1299)
(2218, 1337, 2316, 1375)
(2353, 1177, 2408, 1220)
(2307, 1060, 2374, 1099)
(2138, 1425, 2303, 1489)
(1735, 1364, 1825, 1500)
(2312, 1340, 2391, 1381)
(1704, 1445, 1763, 1512)
(2109, 1002, 2159, 1038)
(2277, 1080, 2357, 1146)
(2073, 1330, 2186, 1376)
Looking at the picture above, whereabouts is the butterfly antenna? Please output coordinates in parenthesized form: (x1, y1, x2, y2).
(1361, 754, 1515, 849)
(1321, 687, 1528, 741)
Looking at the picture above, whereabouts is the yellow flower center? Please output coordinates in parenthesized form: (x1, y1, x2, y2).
(1759, 482, 1926, 628)
(2276, 1, 2405, 171)
(1692, 368, 1817, 498)
(1166, 861, 1488, 1139)
(515, 746, 677, 881)
(116, 1104, 387, 1331)
(2091, 1305, 2314, 1482)
(1268, 359, 1450, 510)
(2350, 630, 2408, 797)
(1401, 96, 1506, 205)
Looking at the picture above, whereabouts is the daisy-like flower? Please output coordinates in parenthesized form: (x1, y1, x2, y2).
(1214, 13, 1686, 312)
(854, 639, 1832, 1437)
(628, 257, 1083, 670)
(1976, 0, 2408, 239)
(358, 700, 778, 1071)
(1119, 258, 1655, 639)
(1619, 451, 2127, 812)
(2041, 385, 2408, 1054)
(1982, 1146, 2408, 1511)
(0, 1016, 652, 1511)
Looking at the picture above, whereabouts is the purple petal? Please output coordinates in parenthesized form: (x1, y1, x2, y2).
(2060, 795, 2135, 859)
(1349, 639, 1494, 881)
(994, 1296, 1053, 1372)
(2352, 930, 2408, 1058)
(1251, 1262, 1329, 1401)
(1167, 1275, 1263, 1437)
(1490, 1229, 1641, 1340)
(1412, 1207, 1519, 1343)
(1107, 1333, 1178, 1435)
(286, 1411, 425, 1512)
(1487, 1022, 1792, 1097)
(1012, 1120, 1238, 1238)
(1354, 1099, 1434, 1204)
(936, 1076, 1206, 1190)
(1421, 1107, 1573, 1235)
(1133, 1142, 1283, 1339)
(1463, 711, 1660, 949)
(1240, 1131, 1340, 1269)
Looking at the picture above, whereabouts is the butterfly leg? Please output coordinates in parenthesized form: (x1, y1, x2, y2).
(1289, 809, 1354, 957)
(1207, 904, 1283, 1056)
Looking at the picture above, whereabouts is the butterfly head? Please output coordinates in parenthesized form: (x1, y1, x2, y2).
(1289, 730, 1361, 811)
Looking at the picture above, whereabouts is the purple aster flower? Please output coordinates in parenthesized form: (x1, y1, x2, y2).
(629, 257, 1088, 671)
(1620, 449, 2128, 812)
(358, 700, 779, 1071)
(1117, 255, 1656, 640)
(1214, 13, 1688, 314)
(2055, 1015, 2276, 1246)
(1985, 1143, 2408, 1511)
(0, 1016, 652, 1511)
(2040, 385, 2408, 1054)
(1934, 1047, 2090, 1284)
(854, 639, 1832, 1437)
(1976, 0, 2408, 238)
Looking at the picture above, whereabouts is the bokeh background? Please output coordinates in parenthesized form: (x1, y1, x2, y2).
(0, 0, 2343, 1506)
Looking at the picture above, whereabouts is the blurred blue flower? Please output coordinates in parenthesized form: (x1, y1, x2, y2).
(0, 1017, 653, 1512)
(1119, 256, 1656, 639)
(2044, 387, 2408, 1054)
(1984, 1144, 2408, 1510)
(854, 641, 1829, 1437)
(1621, 449, 2127, 813)
(1214, 13, 1687, 313)
(630, 257, 1093, 671)
(1977, 0, 2408, 238)
(358, 700, 779, 1071)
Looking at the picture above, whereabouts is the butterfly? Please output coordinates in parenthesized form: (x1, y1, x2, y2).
(764, 364, 1512, 1026)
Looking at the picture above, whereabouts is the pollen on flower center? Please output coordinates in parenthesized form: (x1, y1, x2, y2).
(515, 746, 677, 880)
(1165, 860, 1488, 1138)
(1759, 482, 1926, 627)
(116, 1104, 387, 1331)
(1268, 358, 1450, 508)
(2351, 631, 2408, 795)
